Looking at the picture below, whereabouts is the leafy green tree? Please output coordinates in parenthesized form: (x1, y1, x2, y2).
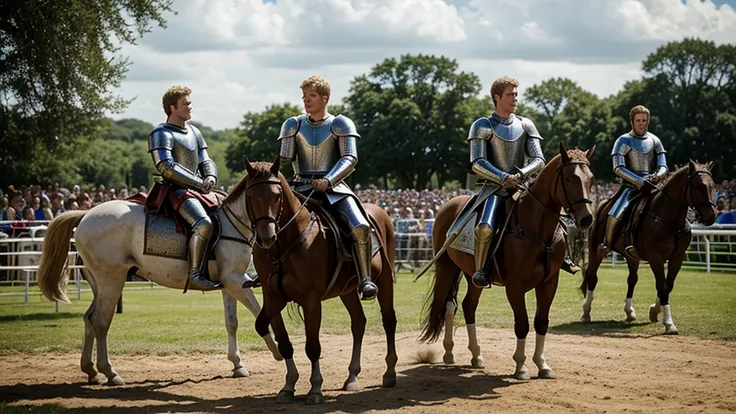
(0, 0, 174, 188)
(346, 54, 482, 189)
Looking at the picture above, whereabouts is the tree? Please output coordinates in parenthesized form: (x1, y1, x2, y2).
(225, 103, 302, 177)
(345, 54, 482, 189)
(0, 0, 174, 188)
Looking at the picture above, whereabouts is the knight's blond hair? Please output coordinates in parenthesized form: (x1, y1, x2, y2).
(490, 76, 519, 107)
(629, 105, 650, 124)
(300, 76, 331, 98)
(162, 85, 192, 116)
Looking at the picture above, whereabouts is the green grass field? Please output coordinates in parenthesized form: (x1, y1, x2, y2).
(0, 267, 734, 357)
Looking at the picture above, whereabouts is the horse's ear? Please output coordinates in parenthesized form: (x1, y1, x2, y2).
(706, 160, 715, 171)
(559, 141, 570, 163)
(270, 155, 281, 176)
(688, 159, 696, 175)
(244, 156, 254, 176)
(585, 144, 597, 160)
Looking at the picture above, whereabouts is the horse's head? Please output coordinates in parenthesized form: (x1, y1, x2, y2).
(555, 141, 596, 229)
(683, 160, 717, 226)
(244, 155, 284, 249)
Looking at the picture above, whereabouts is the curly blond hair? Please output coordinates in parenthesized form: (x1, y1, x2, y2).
(490, 75, 519, 107)
(300, 76, 331, 98)
(162, 86, 192, 116)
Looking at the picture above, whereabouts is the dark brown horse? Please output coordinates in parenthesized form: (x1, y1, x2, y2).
(581, 160, 717, 334)
(419, 142, 596, 380)
(241, 157, 397, 405)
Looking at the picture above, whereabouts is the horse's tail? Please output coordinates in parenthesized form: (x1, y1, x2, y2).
(39, 211, 88, 304)
(418, 249, 460, 344)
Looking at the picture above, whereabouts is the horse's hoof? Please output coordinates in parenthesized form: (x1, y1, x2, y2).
(649, 304, 659, 323)
(514, 369, 531, 381)
(581, 314, 591, 323)
(625, 312, 637, 322)
(538, 368, 556, 379)
(664, 324, 679, 335)
(276, 390, 294, 404)
(443, 353, 455, 364)
(471, 357, 485, 369)
(382, 373, 397, 388)
(306, 392, 324, 405)
(233, 367, 250, 378)
(342, 379, 360, 391)
(87, 374, 105, 385)
(106, 375, 125, 386)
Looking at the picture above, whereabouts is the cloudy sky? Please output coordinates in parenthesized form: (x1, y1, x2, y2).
(114, 0, 736, 130)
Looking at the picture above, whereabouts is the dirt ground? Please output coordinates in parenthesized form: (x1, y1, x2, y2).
(1, 327, 735, 413)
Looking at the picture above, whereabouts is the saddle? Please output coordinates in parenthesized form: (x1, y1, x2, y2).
(615, 187, 652, 252)
(293, 191, 383, 293)
(125, 183, 225, 279)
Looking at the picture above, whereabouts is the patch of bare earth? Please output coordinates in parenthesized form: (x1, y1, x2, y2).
(1, 328, 735, 413)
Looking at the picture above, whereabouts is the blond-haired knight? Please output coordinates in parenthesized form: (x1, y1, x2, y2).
(242, 76, 378, 301)
(147, 86, 223, 290)
(462, 76, 580, 289)
(599, 105, 669, 259)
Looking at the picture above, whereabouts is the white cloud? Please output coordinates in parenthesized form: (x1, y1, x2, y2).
(112, 0, 736, 129)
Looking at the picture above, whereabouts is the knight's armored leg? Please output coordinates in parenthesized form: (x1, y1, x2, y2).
(179, 198, 222, 289)
(560, 226, 580, 275)
(472, 195, 500, 288)
(599, 188, 632, 257)
(336, 197, 377, 301)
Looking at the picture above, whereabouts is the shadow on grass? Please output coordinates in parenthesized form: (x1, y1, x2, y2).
(0, 364, 522, 413)
(0, 312, 81, 323)
(550, 319, 655, 338)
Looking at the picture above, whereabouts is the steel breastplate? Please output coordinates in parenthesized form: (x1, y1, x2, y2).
(294, 115, 341, 176)
(623, 134, 656, 175)
(488, 115, 527, 173)
(170, 127, 200, 173)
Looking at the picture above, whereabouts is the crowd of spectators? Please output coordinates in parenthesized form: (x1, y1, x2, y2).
(2, 177, 735, 238)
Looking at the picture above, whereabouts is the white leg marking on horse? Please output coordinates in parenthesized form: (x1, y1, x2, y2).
(442, 301, 456, 364)
(624, 297, 637, 321)
(512, 338, 530, 380)
(533, 334, 555, 379)
(467, 323, 484, 368)
(581, 290, 594, 322)
(662, 304, 678, 334)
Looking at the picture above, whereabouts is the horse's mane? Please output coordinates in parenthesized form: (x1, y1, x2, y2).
(658, 161, 708, 187)
(225, 162, 278, 203)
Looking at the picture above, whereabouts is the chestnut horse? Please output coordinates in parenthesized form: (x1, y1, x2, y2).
(581, 160, 717, 333)
(241, 157, 397, 405)
(419, 143, 596, 380)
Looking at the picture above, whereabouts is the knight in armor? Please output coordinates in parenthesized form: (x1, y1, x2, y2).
(148, 86, 222, 290)
(599, 105, 668, 259)
(466, 76, 580, 289)
(245, 76, 378, 300)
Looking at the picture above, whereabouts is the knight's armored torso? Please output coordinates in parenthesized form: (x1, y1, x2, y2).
(611, 132, 665, 176)
(149, 123, 205, 175)
(279, 114, 360, 178)
(467, 113, 545, 185)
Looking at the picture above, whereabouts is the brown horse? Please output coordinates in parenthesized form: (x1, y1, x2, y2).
(419, 142, 596, 380)
(581, 160, 717, 334)
(241, 156, 397, 405)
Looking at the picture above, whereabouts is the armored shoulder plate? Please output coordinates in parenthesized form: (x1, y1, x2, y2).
(650, 133, 667, 154)
(611, 134, 633, 156)
(149, 125, 175, 152)
(190, 124, 208, 149)
(467, 117, 493, 141)
(330, 115, 360, 138)
(278, 116, 301, 140)
(519, 116, 543, 140)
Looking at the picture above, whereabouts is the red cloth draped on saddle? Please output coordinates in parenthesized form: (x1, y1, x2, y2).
(126, 182, 223, 234)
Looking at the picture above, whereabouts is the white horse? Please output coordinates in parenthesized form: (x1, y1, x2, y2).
(38, 182, 281, 386)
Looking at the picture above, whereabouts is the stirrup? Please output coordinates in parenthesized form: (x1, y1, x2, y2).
(624, 245, 641, 261)
(189, 269, 222, 289)
(471, 270, 491, 289)
(241, 273, 261, 289)
(561, 258, 580, 275)
(359, 280, 377, 301)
